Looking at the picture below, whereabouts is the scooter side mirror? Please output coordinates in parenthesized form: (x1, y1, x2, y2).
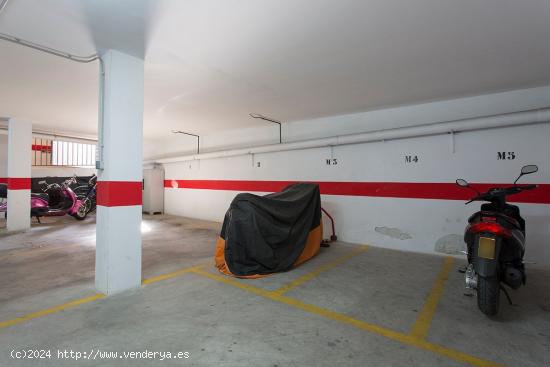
(456, 178, 481, 196)
(514, 164, 538, 184)
(521, 165, 538, 175)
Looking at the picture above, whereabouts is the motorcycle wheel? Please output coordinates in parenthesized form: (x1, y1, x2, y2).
(83, 198, 92, 214)
(73, 202, 88, 221)
(73, 185, 89, 197)
(477, 276, 500, 316)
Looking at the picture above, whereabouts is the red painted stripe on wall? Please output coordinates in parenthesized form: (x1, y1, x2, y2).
(166, 179, 291, 193)
(0, 177, 7, 184)
(7, 178, 31, 190)
(31, 144, 52, 152)
(164, 179, 550, 204)
(97, 181, 142, 207)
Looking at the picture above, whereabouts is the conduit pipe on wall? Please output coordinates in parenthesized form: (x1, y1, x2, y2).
(0, 33, 105, 168)
(0, 32, 99, 63)
(0, 0, 8, 13)
(148, 108, 550, 164)
(0, 125, 97, 144)
(0, 0, 105, 169)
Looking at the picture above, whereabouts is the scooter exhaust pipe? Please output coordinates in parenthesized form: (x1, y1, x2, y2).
(465, 264, 478, 290)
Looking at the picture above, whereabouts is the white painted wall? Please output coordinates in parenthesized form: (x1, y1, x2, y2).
(160, 86, 550, 267)
(145, 86, 550, 159)
(31, 166, 96, 178)
(0, 134, 96, 179)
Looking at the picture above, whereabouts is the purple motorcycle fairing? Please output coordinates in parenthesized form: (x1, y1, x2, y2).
(65, 185, 83, 215)
(34, 185, 82, 217)
(31, 196, 48, 208)
(0, 180, 83, 218)
(0, 184, 6, 213)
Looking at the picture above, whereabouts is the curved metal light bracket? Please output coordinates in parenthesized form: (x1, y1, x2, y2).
(172, 130, 200, 154)
(249, 113, 282, 144)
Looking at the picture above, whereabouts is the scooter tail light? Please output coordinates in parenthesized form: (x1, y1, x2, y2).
(470, 222, 511, 237)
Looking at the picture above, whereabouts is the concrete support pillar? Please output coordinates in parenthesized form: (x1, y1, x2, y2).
(95, 50, 144, 295)
(0, 133, 7, 185)
(7, 119, 32, 232)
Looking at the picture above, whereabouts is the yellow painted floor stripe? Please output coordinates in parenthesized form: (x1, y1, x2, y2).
(191, 267, 504, 367)
(0, 263, 205, 329)
(410, 256, 454, 340)
(272, 245, 368, 296)
(142, 264, 207, 285)
(0, 293, 105, 329)
(0, 255, 503, 367)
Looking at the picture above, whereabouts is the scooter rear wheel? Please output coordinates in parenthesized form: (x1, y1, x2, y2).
(477, 276, 500, 316)
(73, 203, 88, 221)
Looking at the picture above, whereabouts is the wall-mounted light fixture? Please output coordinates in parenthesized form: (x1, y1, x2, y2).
(172, 130, 200, 154)
(249, 113, 282, 144)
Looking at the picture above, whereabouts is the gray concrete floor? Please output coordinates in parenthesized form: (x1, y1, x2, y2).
(0, 214, 549, 367)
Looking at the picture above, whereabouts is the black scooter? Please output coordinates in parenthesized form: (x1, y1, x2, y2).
(456, 165, 538, 316)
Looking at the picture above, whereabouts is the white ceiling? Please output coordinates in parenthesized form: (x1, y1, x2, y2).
(1, 0, 550, 143)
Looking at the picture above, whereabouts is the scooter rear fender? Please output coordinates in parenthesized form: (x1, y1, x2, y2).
(472, 234, 502, 278)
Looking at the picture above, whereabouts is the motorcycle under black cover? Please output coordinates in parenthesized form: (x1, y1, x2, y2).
(0, 184, 6, 198)
(220, 182, 321, 276)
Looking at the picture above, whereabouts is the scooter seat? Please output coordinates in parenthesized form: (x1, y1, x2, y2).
(31, 193, 49, 201)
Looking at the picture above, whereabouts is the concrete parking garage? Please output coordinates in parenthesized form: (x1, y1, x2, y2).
(1, 1, 550, 366)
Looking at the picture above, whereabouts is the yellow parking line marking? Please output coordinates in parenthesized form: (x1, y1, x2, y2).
(0, 263, 207, 330)
(272, 245, 369, 295)
(142, 264, 207, 285)
(192, 268, 277, 298)
(410, 256, 454, 340)
(0, 293, 105, 329)
(191, 266, 503, 367)
(1, 256, 500, 367)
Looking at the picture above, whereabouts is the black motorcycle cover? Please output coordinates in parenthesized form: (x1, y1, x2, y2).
(215, 182, 322, 278)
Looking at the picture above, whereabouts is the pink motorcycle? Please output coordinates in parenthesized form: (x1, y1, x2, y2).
(0, 176, 87, 222)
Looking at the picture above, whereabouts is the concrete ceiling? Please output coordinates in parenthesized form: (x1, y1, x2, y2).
(1, 0, 550, 143)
